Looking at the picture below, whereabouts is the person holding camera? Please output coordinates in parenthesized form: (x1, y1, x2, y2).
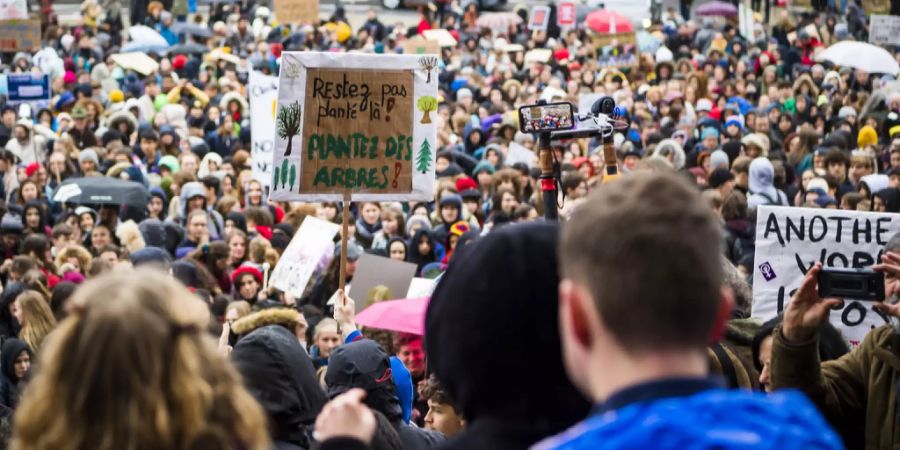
(771, 234, 900, 449)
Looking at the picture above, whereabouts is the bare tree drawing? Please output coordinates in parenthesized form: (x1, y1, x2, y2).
(418, 56, 438, 84)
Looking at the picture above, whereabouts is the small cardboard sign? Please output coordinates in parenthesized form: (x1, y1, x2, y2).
(270, 216, 341, 299)
(0, 0, 27, 20)
(557, 1, 576, 27)
(111, 52, 160, 76)
(529, 6, 550, 31)
(0, 19, 39, 52)
(272, 52, 438, 202)
(273, 0, 319, 24)
(422, 29, 457, 47)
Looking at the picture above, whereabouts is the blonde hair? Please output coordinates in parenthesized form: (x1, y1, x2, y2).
(55, 245, 93, 275)
(16, 290, 57, 353)
(225, 300, 251, 319)
(12, 270, 270, 450)
(314, 318, 338, 340)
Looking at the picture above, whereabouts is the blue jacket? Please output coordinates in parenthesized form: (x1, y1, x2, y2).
(534, 378, 843, 450)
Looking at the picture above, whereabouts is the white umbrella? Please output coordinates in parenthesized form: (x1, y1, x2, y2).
(816, 41, 900, 75)
(127, 25, 168, 48)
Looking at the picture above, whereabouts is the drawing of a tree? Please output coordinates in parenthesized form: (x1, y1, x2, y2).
(417, 96, 437, 124)
(416, 139, 432, 173)
(418, 56, 438, 84)
(280, 159, 289, 190)
(289, 164, 297, 190)
(273, 165, 280, 188)
(276, 101, 302, 156)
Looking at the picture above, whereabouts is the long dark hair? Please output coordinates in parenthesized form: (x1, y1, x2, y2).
(408, 229, 436, 273)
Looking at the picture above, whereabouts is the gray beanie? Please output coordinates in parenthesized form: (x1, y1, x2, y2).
(78, 148, 99, 166)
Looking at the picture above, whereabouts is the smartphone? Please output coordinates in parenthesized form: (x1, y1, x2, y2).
(518, 102, 575, 133)
(817, 268, 885, 301)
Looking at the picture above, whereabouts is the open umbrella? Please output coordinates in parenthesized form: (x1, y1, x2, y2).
(355, 297, 429, 335)
(817, 41, 900, 75)
(585, 9, 633, 34)
(695, 1, 739, 17)
(53, 177, 150, 206)
(170, 22, 213, 39)
(475, 12, 522, 30)
(636, 30, 661, 53)
(127, 25, 168, 47)
(168, 43, 208, 55)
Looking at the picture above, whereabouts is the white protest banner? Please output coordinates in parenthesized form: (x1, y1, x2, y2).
(249, 71, 278, 187)
(869, 15, 900, 46)
(0, 0, 27, 20)
(505, 142, 535, 168)
(270, 216, 341, 298)
(752, 206, 900, 346)
(271, 52, 438, 202)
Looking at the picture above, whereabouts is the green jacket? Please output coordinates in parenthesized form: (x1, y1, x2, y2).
(772, 324, 894, 449)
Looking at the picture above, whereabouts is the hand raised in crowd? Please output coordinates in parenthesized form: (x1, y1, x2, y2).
(333, 289, 357, 340)
(314, 388, 376, 444)
(781, 262, 842, 343)
(873, 252, 900, 318)
(218, 321, 232, 356)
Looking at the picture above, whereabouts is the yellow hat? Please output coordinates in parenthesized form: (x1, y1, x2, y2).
(858, 125, 877, 148)
(109, 89, 124, 104)
(891, 125, 900, 139)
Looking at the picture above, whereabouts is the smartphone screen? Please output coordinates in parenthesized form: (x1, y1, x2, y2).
(518, 102, 575, 133)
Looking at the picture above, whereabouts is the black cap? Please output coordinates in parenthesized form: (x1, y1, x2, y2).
(325, 340, 394, 398)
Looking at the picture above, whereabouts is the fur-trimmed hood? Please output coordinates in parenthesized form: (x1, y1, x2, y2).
(232, 308, 301, 336)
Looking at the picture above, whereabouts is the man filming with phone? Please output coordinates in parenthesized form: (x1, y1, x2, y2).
(772, 233, 900, 448)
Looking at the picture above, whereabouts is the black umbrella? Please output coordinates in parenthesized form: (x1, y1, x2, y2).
(169, 42, 209, 55)
(53, 177, 150, 206)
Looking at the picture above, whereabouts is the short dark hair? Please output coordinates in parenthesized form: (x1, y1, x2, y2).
(51, 223, 73, 240)
(420, 374, 458, 410)
(824, 150, 849, 168)
(560, 172, 723, 353)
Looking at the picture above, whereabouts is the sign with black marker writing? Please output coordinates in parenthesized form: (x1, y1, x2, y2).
(753, 206, 900, 346)
(271, 52, 437, 201)
(249, 71, 278, 187)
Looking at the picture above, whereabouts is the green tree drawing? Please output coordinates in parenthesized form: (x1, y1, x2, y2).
(418, 56, 438, 84)
(416, 96, 437, 124)
(280, 159, 289, 190)
(289, 164, 297, 190)
(273, 165, 280, 188)
(416, 139, 432, 173)
(276, 101, 302, 157)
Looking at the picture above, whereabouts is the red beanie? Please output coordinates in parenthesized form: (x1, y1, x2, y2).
(25, 162, 41, 178)
(172, 54, 187, 70)
(455, 177, 478, 192)
(231, 265, 263, 286)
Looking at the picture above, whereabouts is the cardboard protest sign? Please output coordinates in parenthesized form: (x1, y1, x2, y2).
(870, 15, 900, 46)
(403, 35, 440, 55)
(0, 19, 39, 52)
(557, 1, 575, 27)
(592, 32, 638, 69)
(529, 6, 550, 31)
(348, 253, 417, 311)
(249, 71, 278, 187)
(861, 0, 890, 14)
(270, 216, 341, 298)
(422, 29, 457, 47)
(752, 206, 900, 346)
(111, 53, 159, 77)
(271, 52, 438, 202)
(273, 0, 319, 24)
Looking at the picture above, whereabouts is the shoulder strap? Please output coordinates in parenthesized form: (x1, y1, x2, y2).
(712, 342, 739, 389)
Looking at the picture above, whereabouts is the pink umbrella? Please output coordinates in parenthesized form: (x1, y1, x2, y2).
(695, 1, 738, 17)
(356, 297, 429, 336)
(585, 9, 633, 34)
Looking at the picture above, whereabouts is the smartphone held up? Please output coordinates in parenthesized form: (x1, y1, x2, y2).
(518, 102, 575, 133)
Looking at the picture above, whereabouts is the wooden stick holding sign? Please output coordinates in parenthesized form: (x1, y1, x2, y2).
(338, 191, 350, 304)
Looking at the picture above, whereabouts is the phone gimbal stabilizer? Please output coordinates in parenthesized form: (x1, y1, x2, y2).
(532, 96, 628, 220)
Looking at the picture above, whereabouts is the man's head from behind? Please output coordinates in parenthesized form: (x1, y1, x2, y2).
(559, 171, 729, 400)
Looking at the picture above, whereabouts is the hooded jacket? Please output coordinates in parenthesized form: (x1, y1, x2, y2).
(0, 338, 31, 409)
(325, 340, 444, 449)
(0, 283, 23, 342)
(748, 158, 789, 209)
(426, 222, 590, 450)
(232, 322, 326, 449)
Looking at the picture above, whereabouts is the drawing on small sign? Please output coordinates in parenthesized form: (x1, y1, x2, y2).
(417, 139, 432, 173)
(417, 96, 437, 124)
(418, 56, 438, 84)
(275, 159, 298, 191)
(759, 262, 776, 281)
(277, 101, 302, 157)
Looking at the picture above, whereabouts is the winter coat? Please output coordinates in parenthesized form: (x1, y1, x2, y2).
(232, 315, 326, 450)
(771, 324, 900, 449)
(0, 338, 31, 410)
(723, 219, 754, 268)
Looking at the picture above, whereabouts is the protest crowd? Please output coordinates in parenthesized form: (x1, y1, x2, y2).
(0, 0, 897, 448)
